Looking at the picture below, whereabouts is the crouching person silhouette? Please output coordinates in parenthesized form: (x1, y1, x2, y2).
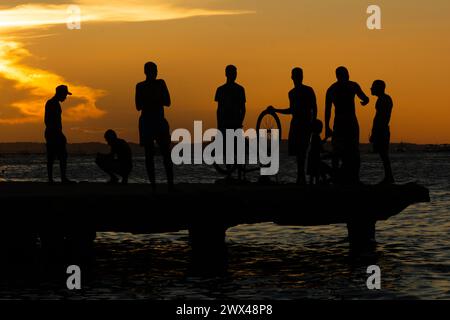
(96, 130, 132, 184)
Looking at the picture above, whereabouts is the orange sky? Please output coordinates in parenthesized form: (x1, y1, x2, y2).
(0, 0, 449, 144)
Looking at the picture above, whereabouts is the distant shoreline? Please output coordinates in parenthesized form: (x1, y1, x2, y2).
(0, 142, 449, 155)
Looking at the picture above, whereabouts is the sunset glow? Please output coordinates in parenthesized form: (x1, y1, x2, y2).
(0, 38, 105, 124)
(0, 1, 251, 29)
(0, 1, 251, 126)
(0, 1, 449, 144)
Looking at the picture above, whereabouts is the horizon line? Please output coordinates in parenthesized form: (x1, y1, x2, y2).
(0, 141, 449, 146)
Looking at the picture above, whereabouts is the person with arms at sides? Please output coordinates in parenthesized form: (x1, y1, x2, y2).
(325, 66, 369, 184)
(214, 65, 246, 179)
(44, 85, 74, 184)
(369, 80, 395, 184)
(135, 62, 174, 192)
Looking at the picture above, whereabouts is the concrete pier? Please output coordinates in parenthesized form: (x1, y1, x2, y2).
(0, 182, 430, 255)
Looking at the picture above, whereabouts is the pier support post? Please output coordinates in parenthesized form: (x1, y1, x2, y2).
(346, 220, 376, 251)
(188, 223, 228, 274)
(65, 229, 97, 268)
(0, 230, 38, 279)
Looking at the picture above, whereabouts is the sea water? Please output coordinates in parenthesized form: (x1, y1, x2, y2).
(0, 151, 449, 299)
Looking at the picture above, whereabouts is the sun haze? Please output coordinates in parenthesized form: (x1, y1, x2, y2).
(0, 0, 449, 144)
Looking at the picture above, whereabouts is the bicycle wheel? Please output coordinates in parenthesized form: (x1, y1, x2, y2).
(256, 109, 282, 156)
(213, 162, 237, 175)
(210, 137, 238, 175)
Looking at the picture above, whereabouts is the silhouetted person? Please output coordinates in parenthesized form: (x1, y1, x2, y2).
(96, 130, 132, 184)
(136, 62, 174, 191)
(269, 68, 317, 185)
(215, 65, 246, 178)
(215, 65, 246, 131)
(325, 67, 369, 184)
(44, 85, 74, 184)
(370, 80, 395, 184)
(307, 119, 332, 185)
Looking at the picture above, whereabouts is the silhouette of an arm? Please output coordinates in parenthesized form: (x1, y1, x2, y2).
(325, 87, 333, 137)
(44, 102, 60, 131)
(355, 83, 369, 106)
(161, 80, 171, 107)
(374, 96, 393, 129)
(272, 107, 292, 115)
(240, 101, 246, 127)
(44, 105, 52, 129)
(135, 84, 143, 112)
(311, 88, 318, 120)
(382, 100, 393, 127)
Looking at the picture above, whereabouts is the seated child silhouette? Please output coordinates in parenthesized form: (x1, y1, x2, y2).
(307, 119, 333, 185)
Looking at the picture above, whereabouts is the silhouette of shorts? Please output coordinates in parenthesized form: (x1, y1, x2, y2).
(331, 122, 360, 155)
(45, 130, 67, 160)
(288, 120, 311, 156)
(371, 128, 390, 153)
(139, 116, 171, 147)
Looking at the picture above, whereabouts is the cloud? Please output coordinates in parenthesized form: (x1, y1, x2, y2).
(0, 39, 105, 124)
(0, 1, 252, 29)
(0, 1, 252, 125)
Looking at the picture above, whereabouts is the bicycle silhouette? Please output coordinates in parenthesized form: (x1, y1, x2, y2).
(212, 108, 282, 182)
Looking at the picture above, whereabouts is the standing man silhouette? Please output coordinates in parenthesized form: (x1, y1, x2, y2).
(214, 65, 246, 178)
(370, 80, 395, 184)
(44, 85, 73, 184)
(215, 65, 246, 132)
(135, 62, 174, 191)
(269, 67, 317, 185)
(325, 66, 369, 184)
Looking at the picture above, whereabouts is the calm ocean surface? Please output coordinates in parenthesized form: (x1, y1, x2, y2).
(0, 151, 449, 300)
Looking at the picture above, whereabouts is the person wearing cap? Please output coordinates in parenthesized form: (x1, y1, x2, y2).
(44, 85, 74, 184)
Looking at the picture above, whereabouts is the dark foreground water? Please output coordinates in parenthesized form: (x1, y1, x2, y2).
(0, 152, 449, 300)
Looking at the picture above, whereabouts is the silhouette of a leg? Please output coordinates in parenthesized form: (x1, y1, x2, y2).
(353, 149, 361, 183)
(144, 142, 156, 188)
(46, 145, 55, 183)
(331, 140, 342, 183)
(60, 155, 67, 181)
(96, 156, 119, 183)
(59, 147, 71, 183)
(332, 154, 340, 173)
(296, 152, 306, 185)
(47, 157, 54, 183)
(157, 136, 174, 189)
(341, 141, 360, 184)
(380, 150, 394, 183)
